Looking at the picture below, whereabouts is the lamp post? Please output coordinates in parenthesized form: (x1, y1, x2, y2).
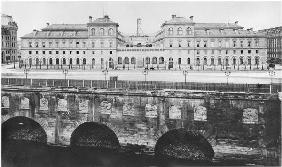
(225, 70, 231, 85)
(24, 69, 29, 85)
(268, 68, 275, 94)
(62, 69, 68, 86)
(102, 69, 108, 88)
(183, 69, 188, 83)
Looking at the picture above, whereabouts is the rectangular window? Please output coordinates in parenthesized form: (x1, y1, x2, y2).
(83, 51, 85, 54)
(43, 51, 45, 54)
(204, 41, 207, 47)
(100, 41, 104, 48)
(233, 50, 236, 54)
(197, 50, 200, 54)
(241, 50, 243, 54)
(63, 51, 65, 54)
(233, 41, 236, 47)
(256, 50, 258, 54)
(29, 42, 32, 47)
(42, 42, 45, 47)
(92, 42, 95, 48)
(248, 50, 251, 54)
(36, 51, 38, 54)
(187, 41, 190, 47)
(92, 51, 95, 54)
(76, 42, 79, 47)
(70, 51, 72, 54)
(109, 42, 113, 48)
(240, 41, 243, 47)
(56, 51, 59, 54)
(110, 51, 112, 54)
(248, 41, 251, 47)
(29, 51, 32, 54)
(187, 50, 190, 54)
(49, 51, 52, 54)
(77, 51, 79, 54)
(197, 41, 200, 47)
(226, 50, 228, 54)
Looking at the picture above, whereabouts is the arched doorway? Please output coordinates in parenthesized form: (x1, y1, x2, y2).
(56, 58, 59, 65)
(83, 58, 86, 65)
(168, 57, 173, 69)
(109, 58, 114, 69)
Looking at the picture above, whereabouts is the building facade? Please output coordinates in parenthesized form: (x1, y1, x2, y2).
(1, 14, 18, 64)
(20, 15, 267, 70)
(259, 27, 282, 65)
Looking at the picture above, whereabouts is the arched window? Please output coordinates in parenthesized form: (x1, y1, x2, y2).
(177, 27, 183, 35)
(29, 58, 32, 65)
(159, 57, 164, 64)
(203, 58, 207, 65)
(240, 57, 244, 65)
(108, 28, 114, 36)
(118, 57, 122, 64)
(69, 58, 72, 65)
(225, 58, 229, 66)
(186, 27, 192, 35)
(91, 28, 95, 36)
(218, 58, 222, 65)
(145, 57, 150, 64)
(152, 57, 157, 64)
(63, 58, 66, 65)
(76, 58, 80, 65)
(178, 58, 181, 64)
(43, 58, 46, 65)
(131, 57, 136, 64)
(92, 58, 95, 65)
(255, 57, 259, 65)
(233, 58, 236, 65)
(196, 58, 200, 65)
(187, 58, 190, 64)
(49, 58, 52, 65)
(83, 58, 86, 65)
(168, 27, 173, 35)
(248, 56, 251, 65)
(124, 57, 129, 64)
(100, 28, 104, 36)
(36, 58, 39, 65)
(55, 58, 59, 65)
(211, 58, 214, 65)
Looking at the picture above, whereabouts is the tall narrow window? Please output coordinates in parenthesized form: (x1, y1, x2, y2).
(100, 28, 105, 36)
(186, 27, 192, 35)
(187, 58, 190, 64)
(108, 28, 114, 36)
(177, 27, 183, 35)
(168, 27, 173, 35)
(91, 28, 95, 36)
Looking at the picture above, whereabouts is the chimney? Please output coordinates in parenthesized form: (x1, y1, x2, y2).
(89, 16, 92, 23)
(33, 29, 37, 32)
(235, 21, 238, 25)
(172, 14, 176, 19)
(104, 15, 109, 19)
(46, 22, 50, 26)
(189, 16, 194, 22)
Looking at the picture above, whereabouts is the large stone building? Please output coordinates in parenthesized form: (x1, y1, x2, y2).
(20, 15, 267, 70)
(259, 27, 282, 65)
(1, 14, 18, 64)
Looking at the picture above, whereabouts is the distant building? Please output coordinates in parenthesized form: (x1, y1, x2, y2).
(1, 14, 18, 64)
(259, 27, 282, 65)
(20, 15, 267, 70)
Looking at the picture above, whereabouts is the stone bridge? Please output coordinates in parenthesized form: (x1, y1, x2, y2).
(1, 86, 281, 156)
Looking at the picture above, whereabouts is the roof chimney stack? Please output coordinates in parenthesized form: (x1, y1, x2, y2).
(235, 21, 238, 25)
(172, 14, 176, 19)
(189, 16, 194, 22)
(46, 22, 50, 26)
(89, 16, 92, 23)
(104, 15, 109, 19)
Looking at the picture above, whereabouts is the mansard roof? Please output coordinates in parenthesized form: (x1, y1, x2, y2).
(195, 23, 243, 29)
(21, 29, 88, 39)
(41, 24, 87, 31)
(162, 16, 194, 26)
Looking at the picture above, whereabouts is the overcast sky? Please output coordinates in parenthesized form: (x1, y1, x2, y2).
(1, 1, 281, 39)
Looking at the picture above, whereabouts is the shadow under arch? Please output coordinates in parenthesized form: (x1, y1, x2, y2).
(2, 116, 47, 144)
(154, 128, 214, 166)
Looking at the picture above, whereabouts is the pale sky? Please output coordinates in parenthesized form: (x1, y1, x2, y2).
(1, 1, 282, 39)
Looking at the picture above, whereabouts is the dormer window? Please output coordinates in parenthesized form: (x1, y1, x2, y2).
(168, 27, 173, 35)
(204, 41, 207, 47)
(100, 28, 105, 36)
(197, 41, 200, 47)
(91, 28, 95, 36)
(177, 27, 183, 35)
(219, 29, 223, 34)
(186, 27, 192, 35)
(29, 42, 32, 47)
(108, 28, 114, 36)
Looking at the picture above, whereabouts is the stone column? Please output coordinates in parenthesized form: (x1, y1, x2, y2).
(157, 97, 167, 136)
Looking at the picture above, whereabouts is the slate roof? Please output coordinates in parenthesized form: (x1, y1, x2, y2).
(41, 24, 87, 31)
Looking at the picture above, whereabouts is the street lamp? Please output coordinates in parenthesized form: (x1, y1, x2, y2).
(183, 69, 188, 83)
(224, 70, 231, 85)
(62, 69, 68, 86)
(143, 68, 149, 82)
(102, 69, 109, 88)
(268, 68, 275, 94)
(24, 69, 29, 85)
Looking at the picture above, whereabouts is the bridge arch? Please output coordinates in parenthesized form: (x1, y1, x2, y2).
(155, 128, 214, 162)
